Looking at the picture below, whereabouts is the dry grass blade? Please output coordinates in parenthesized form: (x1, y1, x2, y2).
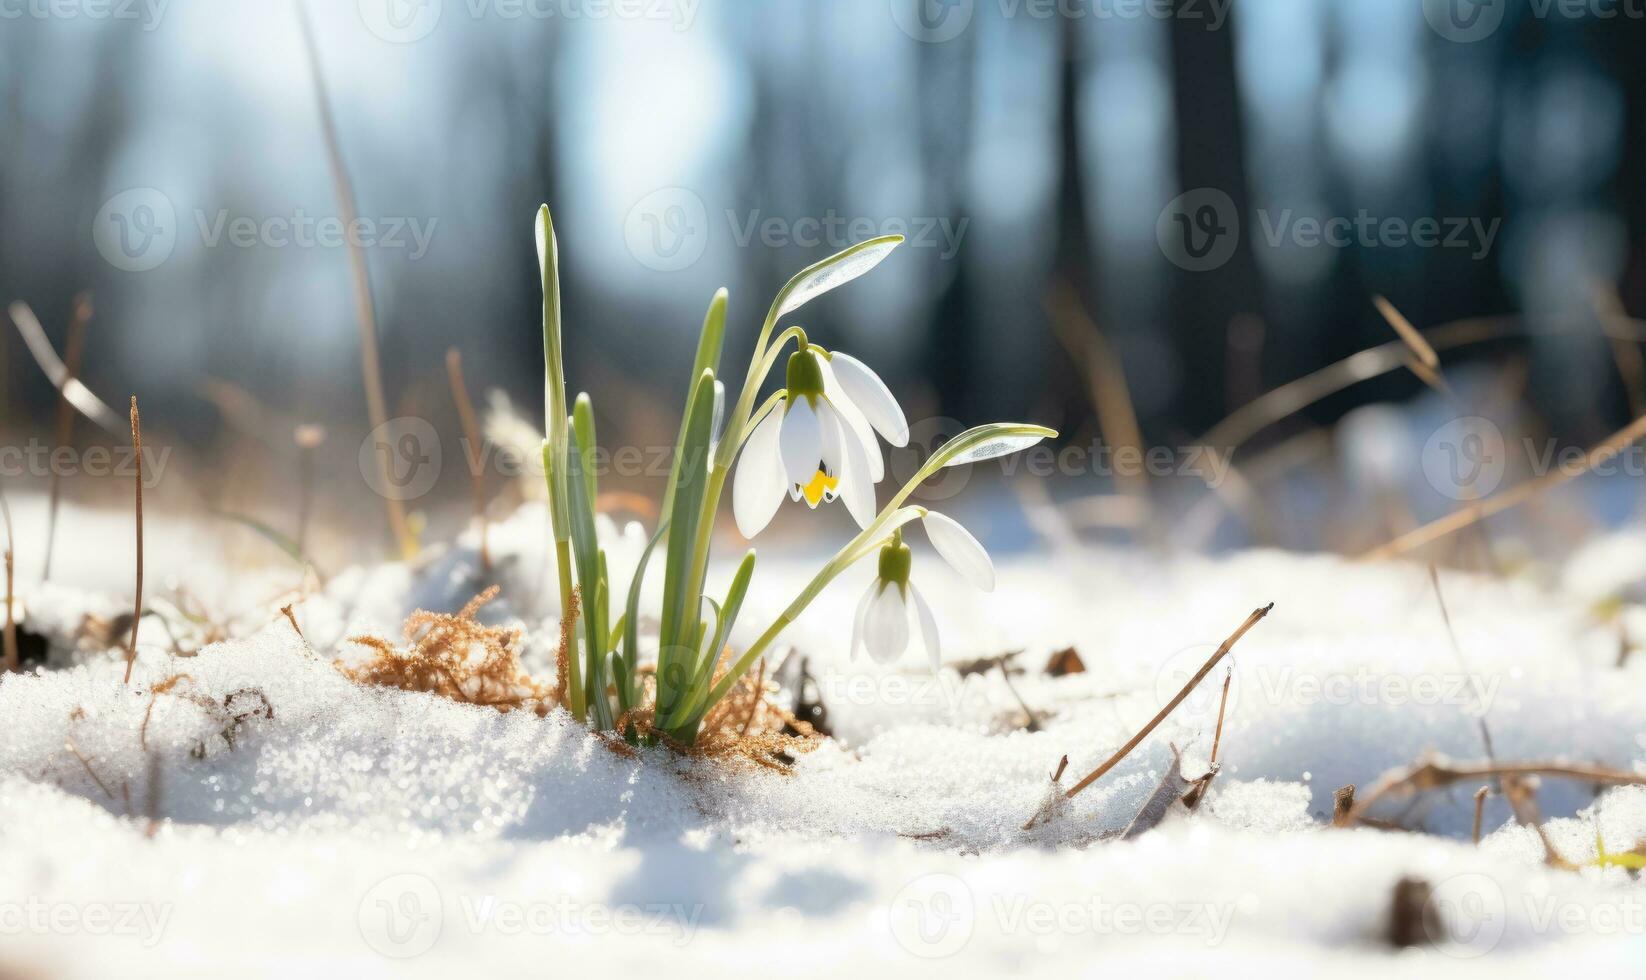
(1044, 281, 1152, 526)
(6, 300, 122, 434)
(44, 292, 93, 581)
(1345, 756, 1646, 826)
(1, 486, 16, 672)
(1025, 603, 1273, 829)
(1373, 295, 1440, 369)
(295, 1, 413, 561)
(1364, 413, 1646, 560)
(1472, 786, 1489, 844)
(1592, 282, 1646, 421)
(122, 397, 144, 686)
(446, 348, 490, 571)
(1429, 564, 1496, 765)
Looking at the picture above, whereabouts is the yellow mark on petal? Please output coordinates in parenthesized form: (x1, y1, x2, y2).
(798, 469, 839, 507)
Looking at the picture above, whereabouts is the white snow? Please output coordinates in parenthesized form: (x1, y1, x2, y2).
(4, 497, 1646, 975)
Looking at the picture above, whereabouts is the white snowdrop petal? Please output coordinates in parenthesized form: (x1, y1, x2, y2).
(911, 583, 941, 672)
(864, 585, 910, 664)
(923, 512, 995, 591)
(732, 408, 786, 538)
(823, 401, 876, 529)
(850, 583, 875, 662)
(829, 351, 909, 447)
(779, 397, 823, 486)
(821, 361, 885, 482)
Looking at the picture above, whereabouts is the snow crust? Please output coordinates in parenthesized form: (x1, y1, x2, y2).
(4, 498, 1646, 975)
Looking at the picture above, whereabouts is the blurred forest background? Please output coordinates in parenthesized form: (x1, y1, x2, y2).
(4, 0, 1646, 553)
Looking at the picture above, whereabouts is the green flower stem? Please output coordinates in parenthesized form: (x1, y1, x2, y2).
(672, 327, 808, 690)
(704, 506, 926, 709)
(701, 422, 1058, 711)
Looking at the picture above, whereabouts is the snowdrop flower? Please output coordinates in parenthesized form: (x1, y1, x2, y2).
(850, 512, 995, 668)
(734, 348, 904, 536)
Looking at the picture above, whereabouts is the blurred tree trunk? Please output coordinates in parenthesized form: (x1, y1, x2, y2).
(1164, 2, 1259, 435)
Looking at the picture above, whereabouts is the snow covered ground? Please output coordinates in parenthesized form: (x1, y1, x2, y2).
(4, 498, 1646, 976)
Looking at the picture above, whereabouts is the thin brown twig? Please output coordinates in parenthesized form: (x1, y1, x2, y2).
(1428, 564, 1497, 767)
(293, 424, 325, 558)
(1044, 281, 1152, 527)
(1027, 604, 1273, 827)
(1373, 295, 1440, 369)
(1472, 786, 1489, 845)
(1592, 282, 1646, 422)
(44, 292, 92, 581)
(123, 397, 143, 686)
(1346, 757, 1646, 826)
(1208, 666, 1232, 768)
(1, 486, 16, 672)
(1364, 413, 1646, 560)
(446, 348, 489, 572)
(294, 0, 413, 560)
(64, 738, 114, 799)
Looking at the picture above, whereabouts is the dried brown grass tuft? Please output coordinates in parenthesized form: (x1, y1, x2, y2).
(339, 588, 816, 768)
(339, 586, 556, 715)
(610, 658, 820, 773)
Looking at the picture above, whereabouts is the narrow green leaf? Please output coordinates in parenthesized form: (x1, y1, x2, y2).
(657, 369, 717, 714)
(566, 425, 612, 729)
(669, 549, 756, 734)
(619, 521, 669, 716)
(771, 236, 902, 320)
(661, 290, 727, 518)
(936, 424, 1057, 469)
(538, 205, 570, 537)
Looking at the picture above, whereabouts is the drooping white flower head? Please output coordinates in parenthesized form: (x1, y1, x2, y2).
(850, 512, 996, 669)
(733, 348, 889, 537)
